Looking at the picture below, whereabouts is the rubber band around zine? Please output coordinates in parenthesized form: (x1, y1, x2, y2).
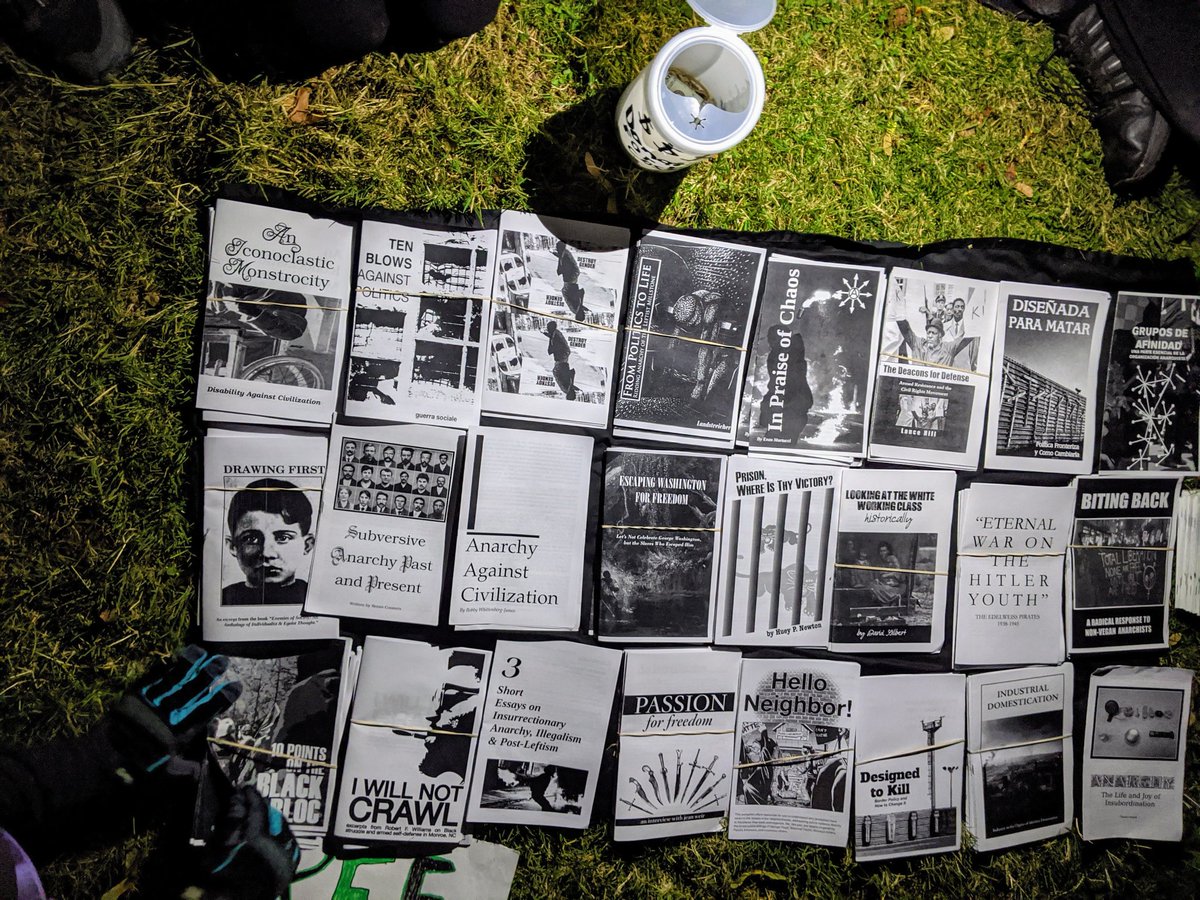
(207, 737, 337, 768)
(351, 718, 477, 737)
(735, 745, 851, 770)
(834, 562, 948, 577)
(858, 737, 965, 765)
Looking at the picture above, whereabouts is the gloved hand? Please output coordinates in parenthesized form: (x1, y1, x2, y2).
(183, 786, 300, 900)
(108, 645, 242, 784)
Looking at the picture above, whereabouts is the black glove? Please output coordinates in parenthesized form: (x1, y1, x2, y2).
(108, 645, 242, 784)
(186, 786, 300, 900)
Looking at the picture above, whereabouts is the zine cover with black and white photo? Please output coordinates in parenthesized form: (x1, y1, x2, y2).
(480, 211, 630, 428)
(853, 673, 965, 861)
(343, 215, 498, 429)
(333, 637, 492, 846)
(737, 256, 886, 463)
(868, 268, 998, 470)
(1082, 665, 1193, 841)
(614, 648, 741, 841)
(714, 456, 840, 648)
(1066, 477, 1179, 654)
(614, 230, 766, 448)
(984, 282, 1111, 474)
(827, 468, 955, 653)
(965, 664, 1073, 852)
(1100, 292, 1200, 474)
(306, 423, 462, 625)
(465, 640, 622, 829)
(728, 657, 859, 846)
(209, 639, 354, 846)
(597, 447, 726, 643)
(198, 199, 354, 424)
(200, 430, 339, 642)
(952, 482, 1075, 668)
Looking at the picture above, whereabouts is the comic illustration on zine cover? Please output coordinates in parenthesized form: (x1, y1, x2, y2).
(739, 256, 885, 462)
(344, 216, 497, 428)
(1100, 292, 1200, 473)
(481, 211, 630, 427)
(615, 231, 766, 446)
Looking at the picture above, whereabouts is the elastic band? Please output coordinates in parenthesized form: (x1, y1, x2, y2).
(216, 298, 348, 312)
(858, 737, 965, 765)
(974, 732, 1071, 754)
(207, 737, 337, 768)
(602, 525, 720, 532)
(624, 325, 746, 352)
(618, 728, 735, 738)
(489, 295, 620, 333)
(734, 745, 850, 770)
(834, 562, 948, 577)
(1068, 544, 1171, 552)
(351, 718, 477, 737)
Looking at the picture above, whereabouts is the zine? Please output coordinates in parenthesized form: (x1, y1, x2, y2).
(306, 423, 462, 625)
(597, 447, 726, 643)
(827, 468, 955, 653)
(984, 281, 1111, 474)
(200, 428, 339, 642)
(479, 210, 631, 428)
(738, 255, 886, 465)
(613, 229, 766, 449)
(448, 427, 594, 632)
(197, 199, 354, 424)
(868, 268, 998, 470)
(714, 456, 840, 648)
(465, 640, 622, 829)
(344, 213, 499, 429)
(333, 636, 492, 846)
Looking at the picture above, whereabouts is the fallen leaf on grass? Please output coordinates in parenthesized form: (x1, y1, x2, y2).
(888, 6, 910, 31)
(1004, 162, 1017, 182)
(99, 609, 115, 623)
(935, 25, 956, 41)
(584, 151, 606, 178)
(284, 86, 325, 126)
(730, 870, 788, 889)
(883, 130, 897, 156)
(1013, 181, 1034, 198)
(101, 881, 135, 900)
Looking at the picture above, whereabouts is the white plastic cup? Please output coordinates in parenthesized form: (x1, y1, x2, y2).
(617, 26, 766, 172)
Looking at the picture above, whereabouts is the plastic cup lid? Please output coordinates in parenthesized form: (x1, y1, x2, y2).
(686, 0, 776, 33)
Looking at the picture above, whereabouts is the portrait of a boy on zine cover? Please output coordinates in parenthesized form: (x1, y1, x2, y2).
(221, 477, 318, 606)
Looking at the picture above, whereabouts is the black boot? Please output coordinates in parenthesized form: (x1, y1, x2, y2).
(1057, 3, 1171, 192)
(0, 0, 131, 83)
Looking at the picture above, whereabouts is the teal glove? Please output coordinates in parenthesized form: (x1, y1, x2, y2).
(187, 786, 300, 900)
(108, 645, 242, 783)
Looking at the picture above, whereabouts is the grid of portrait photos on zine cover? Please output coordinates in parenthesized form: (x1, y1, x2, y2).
(192, 197, 1200, 868)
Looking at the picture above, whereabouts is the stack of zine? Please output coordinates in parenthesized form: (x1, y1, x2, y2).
(479, 211, 632, 430)
(737, 257, 886, 465)
(867, 270, 999, 470)
(206, 640, 358, 852)
(187, 194, 1200, 864)
(613, 230, 767, 449)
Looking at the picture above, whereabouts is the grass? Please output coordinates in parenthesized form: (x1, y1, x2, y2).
(1, 0, 1199, 896)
